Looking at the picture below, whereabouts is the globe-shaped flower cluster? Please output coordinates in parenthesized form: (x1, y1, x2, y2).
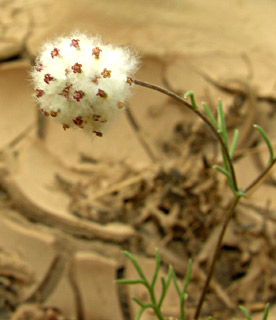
(31, 33, 138, 136)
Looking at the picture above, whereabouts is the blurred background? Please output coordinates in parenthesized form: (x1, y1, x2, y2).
(0, 0, 276, 319)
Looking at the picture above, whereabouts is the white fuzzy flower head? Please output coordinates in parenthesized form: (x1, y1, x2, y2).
(31, 33, 139, 137)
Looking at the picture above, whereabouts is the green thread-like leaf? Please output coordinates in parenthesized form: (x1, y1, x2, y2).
(158, 277, 167, 309)
(151, 248, 161, 288)
(253, 124, 274, 165)
(217, 99, 228, 149)
(213, 165, 231, 179)
(230, 129, 239, 159)
(116, 279, 145, 285)
(236, 190, 247, 198)
(262, 303, 270, 320)
(133, 299, 154, 313)
(216, 99, 237, 193)
(122, 250, 147, 282)
(158, 266, 173, 308)
(121, 250, 165, 320)
(180, 260, 192, 320)
(202, 102, 218, 129)
(171, 268, 181, 297)
(135, 307, 145, 320)
(184, 91, 198, 110)
(182, 259, 192, 295)
(133, 297, 147, 308)
(239, 306, 252, 320)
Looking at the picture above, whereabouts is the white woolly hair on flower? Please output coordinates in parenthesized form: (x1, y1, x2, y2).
(31, 32, 139, 137)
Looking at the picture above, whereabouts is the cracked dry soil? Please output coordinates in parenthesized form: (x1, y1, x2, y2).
(1, 0, 276, 320)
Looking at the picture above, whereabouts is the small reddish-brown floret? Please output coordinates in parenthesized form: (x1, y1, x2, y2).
(117, 102, 125, 109)
(73, 116, 83, 126)
(44, 74, 54, 84)
(101, 68, 111, 78)
(92, 47, 102, 58)
(126, 77, 133, 85)
(70, 39, 80, 49)
(91, 76, 101, 84)
(72, 63, 82, 73)
(92, 115, 101, 121)
(50, 110, 57, 117)
(93, 131, 103, 137)
(51, 48, 60, 58)
(59, 83, 72, 100)
(63, 124, 70, 130)
(73, 90, 84, 101)
(36, 62, 43, 72)
(96, 89, 107, 98)
(40, 109, 49, 117)
(36, 89, 44, 98)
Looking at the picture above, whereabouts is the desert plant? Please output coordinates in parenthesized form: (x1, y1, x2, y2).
(117, 249, 192, 320)
(117, 250, 270, 320)
(31, 33, 275, 320)
(117, 81, 274, 320)
(233, 304, 270, 320)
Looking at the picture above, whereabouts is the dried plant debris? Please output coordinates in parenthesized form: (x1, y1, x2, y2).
(1, 67, 275, 318)
(52, 107, 276, 316)
(55, 147, 228, 262)
(0, 248, 34, 312)
(11, 304, 67, 320)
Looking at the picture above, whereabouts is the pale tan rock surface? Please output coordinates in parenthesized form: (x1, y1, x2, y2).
(0, 0, 63, 60)
(0, 60, 35, 149)
(0, 1, 276, 320)
(0, 214, 57, 299)
(73, 252, 123, 320)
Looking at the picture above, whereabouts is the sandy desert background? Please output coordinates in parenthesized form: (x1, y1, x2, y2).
(0, 0, 276, 319)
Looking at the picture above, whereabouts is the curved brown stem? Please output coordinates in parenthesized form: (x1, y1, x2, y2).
(244, 157, 276, 194)
(131, 77, 276, 320)
(193, 195, 240, 319)
(193, 157, 276, 319)
(132, 78, 238, 192)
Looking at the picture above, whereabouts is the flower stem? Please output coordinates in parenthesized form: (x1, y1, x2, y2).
(131, 78, 276, 320)
(193, 194, 241, 320)
(244, 157, 276, 194)
(132, 78, 238, 191)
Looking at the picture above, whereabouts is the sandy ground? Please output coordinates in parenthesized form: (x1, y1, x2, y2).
(0, 0, 276, 319)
